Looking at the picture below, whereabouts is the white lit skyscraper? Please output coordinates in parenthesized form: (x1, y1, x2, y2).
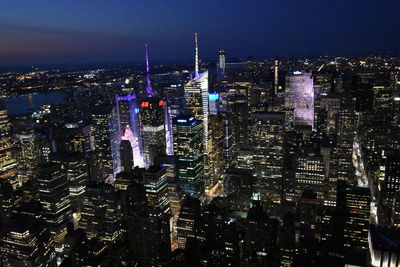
(184, 33, 210, 186)
(285, 71, 314, 129)
(218, 50, 226, 72)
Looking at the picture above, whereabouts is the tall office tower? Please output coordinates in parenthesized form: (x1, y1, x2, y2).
(141, 44, 173, 163)
(294, 147, 328, 202)
(382, 150, 400, 222)
(330, 107, 356, 183)
(251, 112, 285, 204)
(185, 71, 209, 142)
(224, 91, 249, 148)
(80, 182, 121, 244)
(120, 140, 133, 172)
(318, 96, 340, 136)
(143, 166, 170, 216)
(285, 71, 314, 129)
(337, 182, 371, 251)
(274, 58, 280, 96)
(173, 115, 204, 197)
(207, 114, 224, 188)
(0, 99, 17, 188)
(37, 163, 71, 252)
(184, 33, 210, 177)
(140, 98, 166, 167)
(92, 105, 114, 180)
(124, 181, 171, 266)
(154, 155, 181, 248)
(142, 166, 171, 257)
(14, 132, 36, 183)
(115, 94, 143, 170)
(164, 101, 174, 156)
(0, 219, 56, 266)
(177, 195, 202, 249)
(218, 50, 226, 73)
(50, 152, 87, 215)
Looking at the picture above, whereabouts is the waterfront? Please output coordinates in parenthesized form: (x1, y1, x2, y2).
(5, 92, 66, 115)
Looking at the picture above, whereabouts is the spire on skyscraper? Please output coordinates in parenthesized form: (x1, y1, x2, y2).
(194, 32, 199, 79)
(145, 43, 153, 97)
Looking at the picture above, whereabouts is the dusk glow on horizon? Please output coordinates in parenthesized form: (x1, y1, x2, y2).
(0, 0, 399, 66)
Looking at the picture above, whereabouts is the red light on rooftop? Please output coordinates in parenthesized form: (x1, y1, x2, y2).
(141, 101, 149, 108)
(159, 100, 164, 106)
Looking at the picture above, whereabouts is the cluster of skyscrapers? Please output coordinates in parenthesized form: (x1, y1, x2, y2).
(0, 34, 400, 266)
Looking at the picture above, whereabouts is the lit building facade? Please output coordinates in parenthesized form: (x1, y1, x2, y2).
(50, 152, 87, 215)
(37, 162, 71, 252)
(115, 94, 144, 171)
(140, 98, 166, 167)
(173, 115, 204, 197)
(294, 148, 327, 201)
(0, 221, 55, 266)
(285, 71, 314, 129)
(80, 182, 121, 244)
(0, 100, 17, 187)
(251, 112, 285, 203)
(92, 106, 114, 180)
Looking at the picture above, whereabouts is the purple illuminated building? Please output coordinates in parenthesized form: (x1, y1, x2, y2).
(285, 71, 314, 129)
(139, 44, 174, 167)
(145, 44, 154, 98)
(114, 93, 144, 175)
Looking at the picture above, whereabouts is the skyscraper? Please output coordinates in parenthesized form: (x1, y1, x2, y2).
(285, 71, 314, 129)
(294, 147, 327, 201)
(92, 105, 114, 180)
(274, 58, 280, 96)
(37, 162, 71, 252)
(177, 196, 201, 249)
(251, 112, 285, 203)
(140, 98, 166, 167)
(143, 166, 171, 217)
(0, 99, 17, 188)
(218, 50, 226, 73)
(173, 115, 204, 197)
(337, 181, 371, 251)
(50, 152, 87, 217)
(184, 33, 210, 185)
(80, 182, 121, 244)
(139, 44, 173, 166)
(115, 94, 143, 170)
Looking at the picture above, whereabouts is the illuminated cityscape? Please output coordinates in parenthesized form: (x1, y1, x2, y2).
(0, 1, 400, 266)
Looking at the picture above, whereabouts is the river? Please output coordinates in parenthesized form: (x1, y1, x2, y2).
(5, 92, 66, 115)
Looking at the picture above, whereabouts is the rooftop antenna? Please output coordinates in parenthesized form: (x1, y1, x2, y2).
(194, 32, 199, 79)
(145, 43, 153, 97)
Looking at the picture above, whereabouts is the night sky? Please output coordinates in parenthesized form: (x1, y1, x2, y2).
(0, 0, 399, 66)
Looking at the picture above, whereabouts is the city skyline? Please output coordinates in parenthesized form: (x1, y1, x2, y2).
(1, 2, 400, 266)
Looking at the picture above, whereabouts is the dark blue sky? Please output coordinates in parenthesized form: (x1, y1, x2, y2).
(0, 0, 399, 66)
